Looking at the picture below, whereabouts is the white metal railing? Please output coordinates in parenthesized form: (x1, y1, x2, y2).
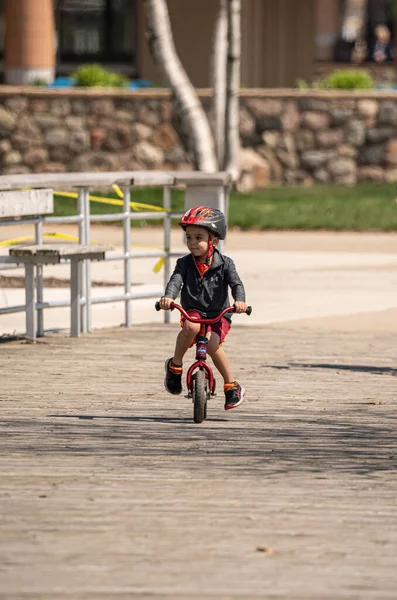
(0, 171, 230, 336)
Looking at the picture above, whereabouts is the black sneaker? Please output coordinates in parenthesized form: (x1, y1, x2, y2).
(164, 358, 183, 395)
(224, 381, 245, 410)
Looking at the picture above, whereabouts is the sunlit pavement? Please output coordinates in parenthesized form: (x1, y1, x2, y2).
(1, 229, 397, 335)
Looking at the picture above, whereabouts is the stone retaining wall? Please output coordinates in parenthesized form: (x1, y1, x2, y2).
(239, 91, 397, 189)
(1, 87, 397, 189)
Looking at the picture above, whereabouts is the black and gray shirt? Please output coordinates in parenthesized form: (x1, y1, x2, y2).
(163, 249, 246, 321)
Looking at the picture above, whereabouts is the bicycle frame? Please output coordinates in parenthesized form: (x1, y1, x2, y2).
(159, 302, 237, 397)
(155, 300, 252, 421)
(155, 301, 252, 399)
(185, 321, 216, 397)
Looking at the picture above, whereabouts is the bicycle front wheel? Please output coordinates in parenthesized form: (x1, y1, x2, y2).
(193, 370, 207, 424)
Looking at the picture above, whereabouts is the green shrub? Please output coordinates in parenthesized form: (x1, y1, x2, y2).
(319, 69, 374, 90)
(72, 64, 129, 88)
(29, 77, 47, 87)
(295, 78, 309, 90)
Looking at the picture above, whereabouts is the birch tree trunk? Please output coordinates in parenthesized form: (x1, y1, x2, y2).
(224, 0, 241, 180)
(210, 0, 228, 167)
(144, 0, 217, 172)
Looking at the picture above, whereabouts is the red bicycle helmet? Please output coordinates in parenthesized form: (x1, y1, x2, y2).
(179, 205, 227, 240)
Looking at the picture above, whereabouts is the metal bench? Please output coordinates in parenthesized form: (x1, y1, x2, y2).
(0, 188, 56, 336)
(9, 244, 108, 340)
(0, 188, 53, 219)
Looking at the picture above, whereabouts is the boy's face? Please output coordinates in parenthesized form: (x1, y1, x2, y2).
(185, 225, 211, 262)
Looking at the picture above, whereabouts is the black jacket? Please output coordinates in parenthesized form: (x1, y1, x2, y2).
(163, 250, 245, 321)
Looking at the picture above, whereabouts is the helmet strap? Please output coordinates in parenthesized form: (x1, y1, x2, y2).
(206, 238, 214, 266)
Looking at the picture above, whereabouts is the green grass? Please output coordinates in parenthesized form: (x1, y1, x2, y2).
(54, 183, 397, 232)
(228, 184, 397, 231)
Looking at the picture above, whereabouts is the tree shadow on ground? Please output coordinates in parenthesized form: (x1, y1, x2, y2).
(47, 414, 229, 424)
(1, 409, 396, 477)
(266, 363, 397, 376)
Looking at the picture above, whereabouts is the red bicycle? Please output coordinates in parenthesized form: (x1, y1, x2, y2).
(155, 302, 252, 423)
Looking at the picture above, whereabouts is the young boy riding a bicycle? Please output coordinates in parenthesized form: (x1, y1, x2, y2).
(159, 205, 248, 410)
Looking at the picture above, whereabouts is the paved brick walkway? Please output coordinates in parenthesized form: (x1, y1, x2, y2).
(0, 324, 396, 599)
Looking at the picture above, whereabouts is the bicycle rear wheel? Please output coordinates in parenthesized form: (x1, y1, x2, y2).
(193, 369, 207, 423)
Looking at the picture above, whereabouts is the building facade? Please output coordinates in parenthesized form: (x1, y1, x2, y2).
(0, 0, 395, 87)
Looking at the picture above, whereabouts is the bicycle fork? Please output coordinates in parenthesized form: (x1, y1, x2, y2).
(186, 325, 216, 399)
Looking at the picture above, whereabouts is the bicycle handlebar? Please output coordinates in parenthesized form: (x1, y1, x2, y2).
(155, 301, 252, 323)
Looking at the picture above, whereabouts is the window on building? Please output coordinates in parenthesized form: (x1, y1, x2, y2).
(56, 0, 136, 70)
(334, 0, 395, 63)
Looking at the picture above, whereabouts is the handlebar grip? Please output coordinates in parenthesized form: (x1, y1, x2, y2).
(246, 306, 252, 316)
(155, 301, 175, 311)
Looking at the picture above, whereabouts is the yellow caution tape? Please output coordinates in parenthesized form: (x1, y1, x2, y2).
(2, 187, 170, 273)
(44, 232, 100, 244)
(88, 194, 170, 213)
(0, 230, 166, 253)
(152, 247, 170, 273)
(112, 184, 124, 199)
(88, 194, 123, 207)
(153, 257, 164, 273)
(53, 191, 77, 200)
(0, 236, 31, 247)
(0, 232, 99, 247)
(44, 232, 79, 241)
(53, 191, 170, 213)
(130, 201, 169, 213)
